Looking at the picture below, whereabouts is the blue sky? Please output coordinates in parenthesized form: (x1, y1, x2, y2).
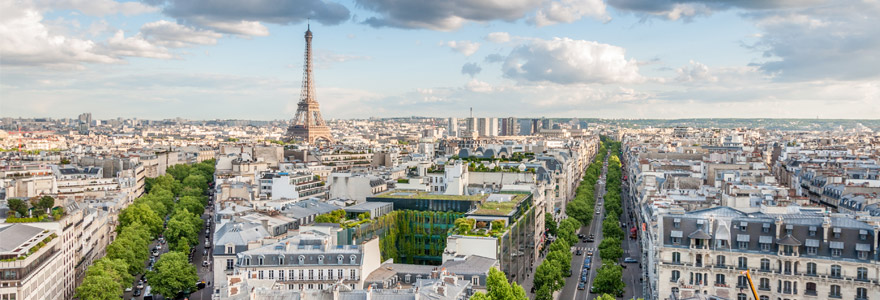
(1, 0, 878, 120)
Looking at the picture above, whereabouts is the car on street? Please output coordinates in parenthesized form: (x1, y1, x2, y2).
(575, 249, 582, 256)
(125, 287, 132, 293)
(156, 244, 162, 250)
(595, 210, 601, 215)
(132, 288, 141, 297)
(577, 282, 585, 290)
(586, 250, 593, 256)
(152, 250, 159, 257)
(624, 257, 638, 263)
(586, 235, 595, 242)
(202, 260, 210, 267)
(137, 280, 144, 289)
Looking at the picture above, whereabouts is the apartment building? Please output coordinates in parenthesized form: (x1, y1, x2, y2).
(657, 206, 879, 300)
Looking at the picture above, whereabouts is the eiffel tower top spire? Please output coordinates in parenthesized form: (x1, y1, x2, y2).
(286, 25, 333, 144)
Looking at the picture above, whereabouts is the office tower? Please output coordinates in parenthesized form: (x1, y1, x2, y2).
(448, 117, 458, 137)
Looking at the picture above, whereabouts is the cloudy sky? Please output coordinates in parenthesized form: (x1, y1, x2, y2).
(1, 0, 878, 120)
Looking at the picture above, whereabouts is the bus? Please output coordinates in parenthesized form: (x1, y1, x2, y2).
(143, 286, 153, 300)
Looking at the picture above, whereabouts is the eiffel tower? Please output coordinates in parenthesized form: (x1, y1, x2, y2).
(286, 25, 333, 144)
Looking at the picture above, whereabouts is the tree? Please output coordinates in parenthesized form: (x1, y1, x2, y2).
(146, 251, 198, 297)
(535, 285, 553, 300)
(597, 294, 616, 300)
(546, 250, 571, 273)
(599, 237, 623, 261)
(183, 174, 208, 192)
(7, 198, 28, 217)
(177, 196, 205, 216)
(35, 195, 55, 211)
(594, 263, 625, 295)
(165, 208, 201, 248)
(486, 268, 513, 300)
(118, 203, 163, 236)
(534, 260, 562, 292)
(470, 292, 491, 300)
(543, 213, 557, 235)
(75, 274, 122, 300)
(511, 282, 527, 300)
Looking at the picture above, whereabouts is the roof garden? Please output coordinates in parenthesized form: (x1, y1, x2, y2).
(373, 190, 488, 201)
(470, 193, 529, 216)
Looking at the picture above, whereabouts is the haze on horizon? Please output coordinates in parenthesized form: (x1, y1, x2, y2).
(1, 0, 878, 120)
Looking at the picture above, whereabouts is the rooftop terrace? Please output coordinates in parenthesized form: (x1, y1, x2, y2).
(373, 190, 488, 201)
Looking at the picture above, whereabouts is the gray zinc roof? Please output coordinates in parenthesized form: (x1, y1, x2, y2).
(0, 224, 46, 253)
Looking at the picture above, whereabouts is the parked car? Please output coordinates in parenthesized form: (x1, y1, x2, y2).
(577, 282, 585, 290)
(152, 250, 159, 257)
(137, 280, 144, 289)
(132, 288, 141, 297)
(623, 257, 638, 263)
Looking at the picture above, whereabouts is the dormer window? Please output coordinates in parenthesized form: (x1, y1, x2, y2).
(833, 228, 841, 238)
(762, 223, 770, 233)
(350, 255, 357, 264)
(318, 255, 324, 264)
(808, 226, 816, 237)
(338, 255, 344, 263)
(859, 230, 867, 241)
(279, 257, 284, 265)
(673, 218, 681, 229)
(258, 257, 264, 265)
(739, 222, 747, 231)
(298, 255, 305, 264)
(785, 225, 793, 235)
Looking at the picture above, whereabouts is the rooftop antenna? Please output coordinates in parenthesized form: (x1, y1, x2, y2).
(307, 17, 310, 31)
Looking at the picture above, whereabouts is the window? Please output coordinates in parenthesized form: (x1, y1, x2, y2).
(806, 262, 816, 275)
(670, 270, 680, 282)
(258, 270, 264, 279)
(738, 257, 748, 269)
(808, 228, 816, 236)
(785, 225, 793, 235)
(860, 233, 867, 240)
(805, 282, 817, 295)
(226, 246, 233, 254)
(279, 270, 285, 281)
(833, 228, 841, 238)
(299, 270, 304, 280)
(830, 285, 841, 298)
(674, 220, 680, 228)
(737, 276, 748, 288)
(472, 276, 480, 285)
(672, 237, 681, 244)
(857, 287, 868, 300)
(226, 259, 234, 270)
(859, 250, 869, 260)
(737, 293, 747, 300)
(298, 255, 305, 264)
(259, 257, 264, 265)
(716, 255, 726, 267)
(309, 270, 314, 280)
(268, 270, 274, 280)
(738, 241, 748, 249)
(740, 223, 747, 231)
(338, 269, 343, 279)
(350, 255, 357, 264)
(279, 257, 284, 265)
(784, 261, 792, 274)
(329, 269, 334, 280)
(831, 248, 842, 257)
(672, 252, 681, 263)
(762, 224, 770, 233)
(806, 246, 817, 255)
(782, 280, 792, 294)
(760, 259, 770, 271)
(858, 267, 868, 280)
(318, 255, 324, 265)
(337, 255, 344, 263)
(350, 269, 356, 280)
(831, 265, 841, 278)
(405, 274, 411, 283)
(245, 258, 251, 265)
(759, 278, 770, 290)
(318, 270, 324, 280)
(715, 274, 725, 285)
(761, 242, 771, 251)
(760, 296, 769, 300)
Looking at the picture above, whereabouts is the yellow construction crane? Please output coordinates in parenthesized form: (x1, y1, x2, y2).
(741, 270, 760, 300)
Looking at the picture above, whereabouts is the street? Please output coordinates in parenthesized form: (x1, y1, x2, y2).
(188, 198, 215, 300)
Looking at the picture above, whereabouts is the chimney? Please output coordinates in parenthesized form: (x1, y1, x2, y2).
(261, 219, 269, 232)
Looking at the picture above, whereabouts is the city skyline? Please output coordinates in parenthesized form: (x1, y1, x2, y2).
(2, 0, 879, 120)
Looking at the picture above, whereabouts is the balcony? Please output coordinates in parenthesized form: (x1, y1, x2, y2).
(805, 290, 817, 296)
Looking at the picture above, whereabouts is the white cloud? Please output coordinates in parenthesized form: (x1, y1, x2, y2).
(191, 18, 269, 37)
(465, 79, 495, 93)
(0, 1, 118, 67)
(445, 40, 481, 56)
(102, 30, 173, 59)
(675, 60, 717, 82)
(532, 0, 610, 26)
(502, 37, 642, 84)
(141, 20, 222, 48)
(36, 0, 157, 16)
(485, 32, 510, 43)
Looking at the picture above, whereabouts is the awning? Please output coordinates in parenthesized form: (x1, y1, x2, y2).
(805, 239, 819, 247)
(759, 236, 773, 244)
(671, 230, 683, 238)
(763, 223, 771, 228)
(777, 235, 802, 246)
(737, 234, 750, 242)
(689, 229, 711, 239)
(715, 227, 730, 241)
(674, 218, 681, 223)
(697, 219, 705, 225)
(809, 226, 817, 231)
(785, 224, 793, 230)
(860, 230, 868, 235)
(830, 241, 845, 249)
(856, 244, 871, 251)
(833, 228, 841, 233)
(740, 222, 748, 227)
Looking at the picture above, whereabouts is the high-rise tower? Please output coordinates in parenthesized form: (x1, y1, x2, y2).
(286, 25, 333, 144)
